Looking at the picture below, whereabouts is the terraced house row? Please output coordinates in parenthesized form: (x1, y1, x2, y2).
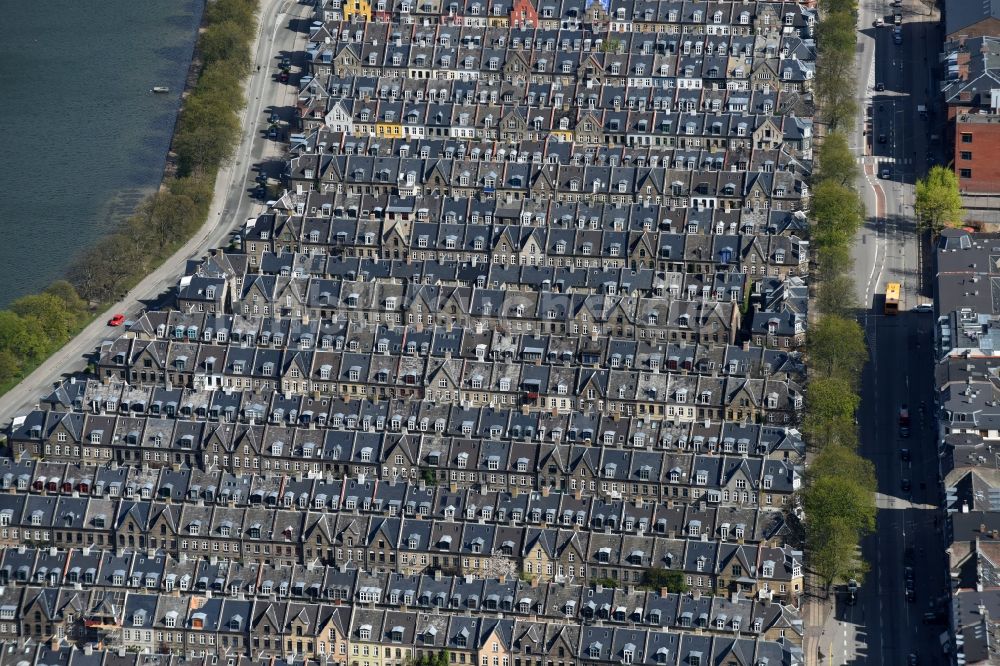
(0, 456, 796, 535)
(238, 205, 809, 271)
(2, 572, 802, 666)
(3, 0, 817, 664)
(11, 376, 803, 507)
(0, 543, 802, 647)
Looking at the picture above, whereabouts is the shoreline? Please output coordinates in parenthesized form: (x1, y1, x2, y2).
(160, 1, 209, 185)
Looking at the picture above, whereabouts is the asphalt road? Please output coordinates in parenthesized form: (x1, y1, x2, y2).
(818, 0, 950, 663)
(0, 0, 312, 428)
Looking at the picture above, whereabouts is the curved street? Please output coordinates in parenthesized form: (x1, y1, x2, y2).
(0, 0, 312, 428)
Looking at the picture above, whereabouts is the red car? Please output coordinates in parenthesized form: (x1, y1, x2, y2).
(107, 314, 125, 327)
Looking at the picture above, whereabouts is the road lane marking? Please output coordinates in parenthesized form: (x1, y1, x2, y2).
(862, 163, 888, 307)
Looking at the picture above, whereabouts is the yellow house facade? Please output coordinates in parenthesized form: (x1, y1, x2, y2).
(343, 0, 371, 21)
(376, 122, 403, 139)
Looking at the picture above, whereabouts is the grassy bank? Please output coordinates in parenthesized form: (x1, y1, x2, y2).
(799, 0, 878, 591)
(0, 0, 259, 397)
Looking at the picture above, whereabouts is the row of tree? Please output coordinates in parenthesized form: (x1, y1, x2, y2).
(814, 0, 860, 131)
(800, 0, 878, 592)
(0, 0, 258, 393)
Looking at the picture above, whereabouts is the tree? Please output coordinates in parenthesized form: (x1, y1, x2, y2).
(640, 567, 689, 593)
(169, 175, 214, 212)
(803, 473, 876, 535)
(0, 348, 21, 385)
(420, 468, 437, 486)
(0, 311, 47, 361)
(10, 293, 78, 346)
(175, 98, 240, 175)
(43, 280, 88, 317)
(816, 11, 857, 61)
(809, 444, 877, 491)
(806, 514, 869, 590)
(915, 165, 964, 235)
(818, 0, 859, 13)
(804, 376, 860, 449)
(817, 273, 858, 316)
(811, 180, 865, 251)
(205, 0, 258, 29)
(69, 233, 146, 303)
(818, 132, 858, 186)
(808, 315, 868, 380)
(199, 20, 253, 70)
(198, 62, 247, 110)
(822, 94, 859, 132)
(145, 192, 201, 247)
(815, 241, 854, 283)
(802, 467, 876, 590)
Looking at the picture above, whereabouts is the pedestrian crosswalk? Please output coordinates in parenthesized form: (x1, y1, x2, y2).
(856, 156, 912, 165)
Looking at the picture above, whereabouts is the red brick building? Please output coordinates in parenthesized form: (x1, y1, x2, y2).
(946, 0, 1000, 41)
(954, 113, 1000, 194)
(942, 37, 1000, 194)
(509, 0, 538, 28)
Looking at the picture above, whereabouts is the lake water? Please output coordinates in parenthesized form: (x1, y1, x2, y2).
(0, 0, 204, 306)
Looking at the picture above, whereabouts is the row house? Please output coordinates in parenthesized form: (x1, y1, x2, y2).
(0, 455, 801, 543)
(0, 486, 802, 604)
(0, 546, 804, 646)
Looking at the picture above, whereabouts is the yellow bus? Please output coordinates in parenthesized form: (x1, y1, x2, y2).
(885, 282, 900, 315)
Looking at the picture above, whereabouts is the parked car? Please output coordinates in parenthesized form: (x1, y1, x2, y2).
(107, 314, 125, 327)
(901, 478, 911, 492)
(900, 448, 911, 461)
(914, 303, 933, 313)
(875, 82, 885, 91)
(923, 610, 945, 624)
(880, 167, 892, 179)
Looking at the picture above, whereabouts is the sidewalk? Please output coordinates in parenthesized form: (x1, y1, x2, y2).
(803, 575, 827, 666)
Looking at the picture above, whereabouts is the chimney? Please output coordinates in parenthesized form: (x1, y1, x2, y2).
(530, 575, 539, 588)
(541, 486, 550, 497)
(660, 587, 669, 599)
(692, 589, 701, 600)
